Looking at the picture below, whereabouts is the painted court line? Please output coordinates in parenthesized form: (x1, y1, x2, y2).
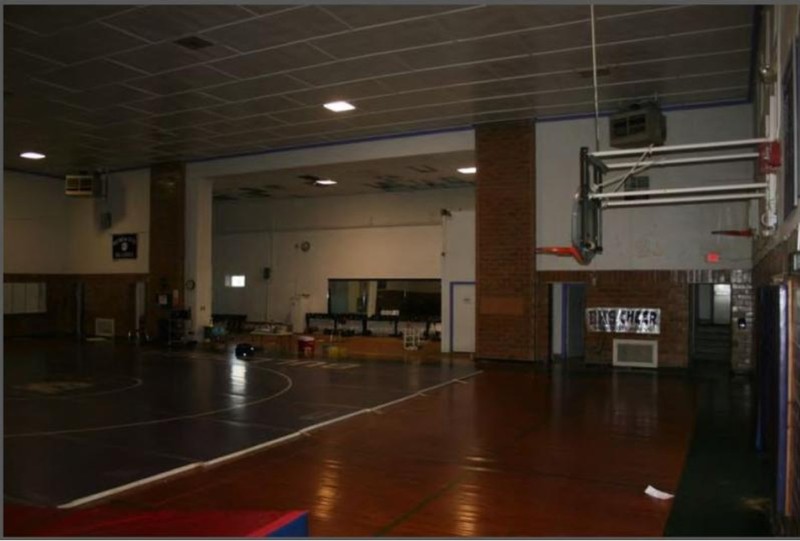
(58, 463, 204, 509)
(5, 367, 293, 439)
(53, 369, 483, 509)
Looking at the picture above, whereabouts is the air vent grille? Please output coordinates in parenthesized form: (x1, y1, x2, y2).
(613, 339, 658, 368)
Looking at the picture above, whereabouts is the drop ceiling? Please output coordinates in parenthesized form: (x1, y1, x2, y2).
(4, 4, 755, 177)
(210, 149, 476, 200)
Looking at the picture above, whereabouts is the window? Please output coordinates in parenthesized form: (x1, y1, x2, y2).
(4, 282, 47, 314)
(225, 275, 246, 288)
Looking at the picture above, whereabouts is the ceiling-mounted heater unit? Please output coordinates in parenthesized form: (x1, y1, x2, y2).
(65, 171, 107, 198)
(609, 102, 666, 148)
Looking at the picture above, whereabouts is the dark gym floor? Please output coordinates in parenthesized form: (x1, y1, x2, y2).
(3, 339, 478, 508)
(3, 340, 770, 536)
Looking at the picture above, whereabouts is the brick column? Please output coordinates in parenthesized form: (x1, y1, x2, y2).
(146, 162, 186, 336)
(475, 120, 536, 361)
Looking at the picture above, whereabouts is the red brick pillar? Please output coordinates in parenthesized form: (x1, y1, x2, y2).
(146, 162, 186, 336)
(475, 120, 536, 361)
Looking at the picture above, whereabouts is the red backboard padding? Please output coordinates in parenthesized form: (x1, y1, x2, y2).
(4, 505, 308, 537)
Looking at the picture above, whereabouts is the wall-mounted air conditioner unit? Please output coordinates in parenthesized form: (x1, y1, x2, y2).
(609, 103, 666, 148)
(613, 339, 658, 368)
(65, 172, 106, 197)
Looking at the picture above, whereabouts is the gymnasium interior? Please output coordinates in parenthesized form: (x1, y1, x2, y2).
(3, 3, 800, 537)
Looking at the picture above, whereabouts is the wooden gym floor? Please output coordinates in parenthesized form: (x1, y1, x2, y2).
(4, 340, 770, 537)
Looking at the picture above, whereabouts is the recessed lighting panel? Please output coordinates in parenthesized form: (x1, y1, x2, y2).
(457, 166, 476, 174)
(314, 179, 337, 186)
(323, 101, 355, 112)
(20, 151, 45, 160)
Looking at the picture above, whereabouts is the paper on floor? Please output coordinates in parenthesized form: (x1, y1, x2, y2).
(645, 485, 674, 500)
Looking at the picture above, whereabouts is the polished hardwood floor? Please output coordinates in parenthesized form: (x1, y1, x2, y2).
(105, 364, 697, 537)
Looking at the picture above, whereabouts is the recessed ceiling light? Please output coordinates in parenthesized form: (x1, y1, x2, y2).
(457, 166, 476, 174)
(20, 151, 45, 160)
(314, 179, 337, 186)
(323, 101, 355, 112)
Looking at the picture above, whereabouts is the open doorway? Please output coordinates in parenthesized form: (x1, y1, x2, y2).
(689, 283, 732, 366)
(550, 283, 587, 361)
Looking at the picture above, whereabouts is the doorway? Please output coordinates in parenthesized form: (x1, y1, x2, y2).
(689, 283, 732, 365)
(550, 283, 586, 360)
(451, 282, 476, 353)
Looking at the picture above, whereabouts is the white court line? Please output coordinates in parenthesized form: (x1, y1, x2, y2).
(57, 463, 204, 509)
(5, 366, 293, 439)
(6, 377, 144, 401)
(53, 368, 483, 509)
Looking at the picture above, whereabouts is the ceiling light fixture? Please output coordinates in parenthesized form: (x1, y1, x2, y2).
(457, 166, 476, 174)
(323, 101, 355, 112)
(20, 151, 45, 160)
(314, 179, 337, 186)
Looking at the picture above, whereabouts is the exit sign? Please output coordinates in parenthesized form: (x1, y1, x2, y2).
(706, 252, 720, 263)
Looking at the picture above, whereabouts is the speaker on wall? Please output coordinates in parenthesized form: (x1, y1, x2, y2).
(263, 267, 271, 280)
(100, 212, 112, 229)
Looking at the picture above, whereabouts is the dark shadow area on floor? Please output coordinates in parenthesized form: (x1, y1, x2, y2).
(665, 360, 772, 537)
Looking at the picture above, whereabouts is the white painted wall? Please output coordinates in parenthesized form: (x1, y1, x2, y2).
(441, 210, 476, 352)
(4, 168, 150, 275)
(213, 188, 474, 324)
(536, 104, 755, 270)
(63, 169, 150, 274)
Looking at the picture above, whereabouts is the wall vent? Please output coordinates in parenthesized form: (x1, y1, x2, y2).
(65, 172, 106, 198)
(95, 318, 115, 337)
(613, 339, 658, 368)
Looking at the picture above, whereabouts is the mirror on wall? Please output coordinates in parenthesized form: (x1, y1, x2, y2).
(328, 279, 441, 319)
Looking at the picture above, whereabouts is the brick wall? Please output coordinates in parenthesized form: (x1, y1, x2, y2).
(146, 162, 186, 335)
(535, 269, 753, 369)
(475, 120, 536, 361)
(4, 273, 146, 337)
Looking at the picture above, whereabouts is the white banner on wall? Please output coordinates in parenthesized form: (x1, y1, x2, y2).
(586, 308, 661, 334)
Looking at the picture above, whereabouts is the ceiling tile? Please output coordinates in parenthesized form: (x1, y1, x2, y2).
(375, 64, 500, 93)
(5, 5, 134, 35)
(56, 84, 155, 110)
(286, 79, 392, 106)
(73, 106, 154, 126)
(4, 22, 42, 47)
(289, 54, 411, 86)
(269, 119, 352, 138)
(485, 49, 590, 78)
(103, 5, 255, 43)
(240, 5, 295, 16)
(208, 128, 278, 147)
(144, 110, 225, 129)
(203, 75, 308, 101)
(515, 21, 593, 54)
(202, 115, 285, 135)
(126, 92, 225, 114)
(126, 65, 236, 95)
(269, 106, 343, 125)
(16, 22, 149, 65)
(595, 5, 752, 44)
(354, 87, 469, 114)
(433, 5, 587, 39)
(203, 7, 348, 52)
(4, 49, 62, 78)
(207, 95, 302, 118)
(598, 26, 752, 67)
(36, 59, 145, 91)
(396, 35, 530, 70)
(111, 41, 240, 74)
(210, 43, 328, 78)
(312, 17, 449, 59)
(162, 125, 219, 139)
(320, 6, 464, 29)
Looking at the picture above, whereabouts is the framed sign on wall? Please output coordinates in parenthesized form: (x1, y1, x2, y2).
(586, 307, 661, 335)
(112, 233, 138, 260)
